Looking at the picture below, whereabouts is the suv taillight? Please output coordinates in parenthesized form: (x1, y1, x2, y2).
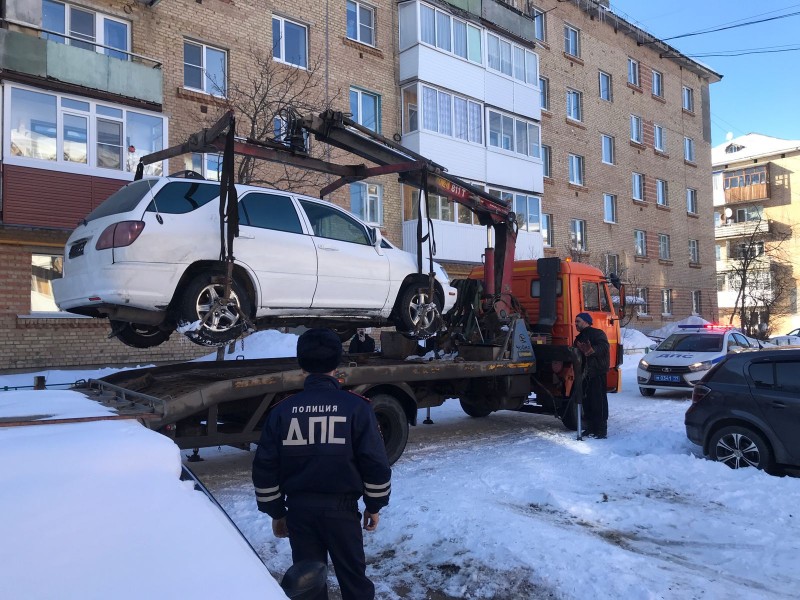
(95, 221, 145, 250)
(691, 384, 711, 404)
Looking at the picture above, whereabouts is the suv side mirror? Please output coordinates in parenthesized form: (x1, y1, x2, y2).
(371, 226, 383, 247)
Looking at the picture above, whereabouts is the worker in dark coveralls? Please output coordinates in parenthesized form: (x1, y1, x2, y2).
(253, 328, 391, 600)
(348, 328, 376, 354)
(573, 312, 610, 439)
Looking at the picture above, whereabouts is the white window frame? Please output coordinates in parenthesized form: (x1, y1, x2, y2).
(630, 114, 643, 143)
(601, 134, 615, 165)
(656, 179, 668, 206)
(566, 88, 582, 122)
(652, 69, 663, 97)
(42, 0, 130, 60)
(346, 0, 375, 46)
(541, 144, 552, 178)
(654, 124, 665, 152)
(350, 87, 381, 133)
(420, 84, 483, 144)
(564, 24, 580, 57)
(542, 213, 553, 247)
(5, 84, 168, 179)
(539, 76, 550, 111)
(632, 172, 644, 201)
(634, 229, 647, 256)
(487, 32, 538, 84)
(682, 85, 695, 112)
(684, 136, 695, 162)
(661, 289, 673, 316)
(488, 108, 540, 158)
(31, 253, 67, 314)
(419, 3, 482, 64)
(598, 70, 612, 101)
(605, 253, 619, 276)
(691, 290, 702, 315)
(686, 187, 698, 213)
(627, 58, 640, 86)
(659, 233, 671, 260)
(349, 181, 383, 225)
(183, 40, 227, 97)
(272, 15, 309, 69)
(603, 193, 617, 223)
(187, 152, 223, 181)
(568, 153, 584, 186)
(503, 191, 541, 233)
(689, 239, 700, 264)
(636, 287, 649, 315)
(532, 7, 546, 42)
(570, 218, 587, 252)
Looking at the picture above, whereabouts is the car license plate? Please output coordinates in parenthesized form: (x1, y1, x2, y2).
(69, 241, 86, 258)
(654, 374, 681, 383)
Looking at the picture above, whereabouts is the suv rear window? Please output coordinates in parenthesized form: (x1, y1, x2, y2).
(657, 334, 723, 352)
(145, 182, 220, 214)
(84, 180, 160, 222)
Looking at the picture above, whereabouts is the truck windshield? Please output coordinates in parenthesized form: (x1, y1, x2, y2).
(656, 334, 723, 352)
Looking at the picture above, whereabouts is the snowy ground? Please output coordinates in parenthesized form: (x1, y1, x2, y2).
(2, 330, 800, 599)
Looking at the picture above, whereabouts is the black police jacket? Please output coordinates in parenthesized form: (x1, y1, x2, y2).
(252, 373, 391, 519)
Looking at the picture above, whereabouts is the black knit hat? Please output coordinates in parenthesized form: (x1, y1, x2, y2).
(297, 328, 343, 373)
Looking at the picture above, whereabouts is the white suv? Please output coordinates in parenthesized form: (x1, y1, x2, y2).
(53, 176, 457, 348)
(637, 325, 758, 396)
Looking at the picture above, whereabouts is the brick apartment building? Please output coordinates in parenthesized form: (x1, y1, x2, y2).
(1, 0, 720, 371)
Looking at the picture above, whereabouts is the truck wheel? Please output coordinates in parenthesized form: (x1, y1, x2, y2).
(371, 394, 409, 465)
(397, 285, 442, 337)
(178, 274, 252, 347)
(459, 397, 492, 418)
(110, 321, 173, 349)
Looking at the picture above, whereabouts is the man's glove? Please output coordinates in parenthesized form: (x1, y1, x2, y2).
(576, 340, 595, 356)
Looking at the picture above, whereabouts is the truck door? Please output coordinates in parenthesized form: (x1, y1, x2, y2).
(579, 279, 621, 392)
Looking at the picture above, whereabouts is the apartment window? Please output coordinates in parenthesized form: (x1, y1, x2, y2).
(512, 194, 541, 232)
(542, 213, 553, 246)
(684, 137, 695, 162)
(402, 86, 418, 133)
(682, 86, 695, 112)
(601, 134, 615, 164)
(539, 77, 550, 111)
(632, 172, 644, 201)
(488, 109, 540, 158)
(627, 58, 640, 86)
(42, 0, 129, 60)
(656, 179, 668, 206)
(661, 289, 673, 315)
(568, 154, 584, 186)
(421, 85, 482, 143)
(630, 115, 643, 143)
(689, 239, 700, 264)
(272, 16, 308, 68)
(735, 205, 762, 223)
(636, 287, 649, 315)
(686, 188, 698, 213)
(652, 70, 663, 97)
(659, 234, 671, 260)
(603, 193, 617, 223)
(564, 24, 580, 57)
(419, 4, 482, 63)
(598, 70, 612, 101)
(541, 144, 552, 178)
(532, 7, 546, 41)
(346, 1, 375, 46)
(605, 253, 619, 276)
(566, 89, 582, 121)
(31, 254, 64, 313)
(634, 229, 647, 256)
(487, 33, 538, 83)
(350, 182, 382, 224)
(7, 86, 166, 175)
(350, 88, 380, 133)
(570, 219, 587, 251)
(691, 290, 702, 315)
(187, 153, 222, 181)
(715, 244, 721, 261)
(654, 124, 665, 152)
(184, 41, 227, 97)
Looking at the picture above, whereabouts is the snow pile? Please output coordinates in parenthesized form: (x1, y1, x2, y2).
(647, 315, 710, 339)
(621, 327, 656, 351)
(194, 329, 298, 361)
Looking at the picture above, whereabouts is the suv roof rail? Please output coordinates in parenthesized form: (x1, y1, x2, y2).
(168, 170, 207, 180)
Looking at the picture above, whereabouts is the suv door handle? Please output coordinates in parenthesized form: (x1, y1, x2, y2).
(238, 234, 255, 239)
(317, 245, 339, 251)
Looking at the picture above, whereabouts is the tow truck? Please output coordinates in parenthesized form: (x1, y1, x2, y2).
(78, 109, 626, 463)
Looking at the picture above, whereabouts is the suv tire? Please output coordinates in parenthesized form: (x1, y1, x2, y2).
(178, 274, 252, 347)
(397, 285, 442, 337)
(709, 425, 773, 471)
(111, 321, 173, 349)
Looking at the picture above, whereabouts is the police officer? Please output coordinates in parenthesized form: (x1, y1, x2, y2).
(574, 312, 610, 439)
(253, 328, 391, 600)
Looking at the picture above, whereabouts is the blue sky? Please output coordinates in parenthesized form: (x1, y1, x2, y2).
(609, 1, 800, 146)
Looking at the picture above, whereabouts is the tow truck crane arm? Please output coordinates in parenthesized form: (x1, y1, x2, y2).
(136, 109, 519, 318)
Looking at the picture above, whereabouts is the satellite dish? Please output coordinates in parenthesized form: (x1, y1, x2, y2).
(725, 132, 733, 141)
(724, 207, 733, 218)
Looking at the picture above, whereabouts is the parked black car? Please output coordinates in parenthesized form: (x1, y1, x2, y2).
(685, 349, 800, 471)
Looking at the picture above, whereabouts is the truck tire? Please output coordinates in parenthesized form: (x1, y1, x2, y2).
(459, 397, 492, 418)
(371, 394, 409, 465)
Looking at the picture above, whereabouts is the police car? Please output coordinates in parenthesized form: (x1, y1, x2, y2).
(637, 324, 758, 396)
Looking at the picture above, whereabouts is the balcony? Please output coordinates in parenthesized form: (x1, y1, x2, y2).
(714, 219, 772, 240)
(0, 29, 162, 105)
(722, 164, 770, 204)
(403, 219, 544, 264)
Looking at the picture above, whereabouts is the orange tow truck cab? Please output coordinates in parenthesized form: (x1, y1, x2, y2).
(469, 258, 624, 392)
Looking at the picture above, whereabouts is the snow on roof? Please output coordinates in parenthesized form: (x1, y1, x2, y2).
(712, 133, 800, 166)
